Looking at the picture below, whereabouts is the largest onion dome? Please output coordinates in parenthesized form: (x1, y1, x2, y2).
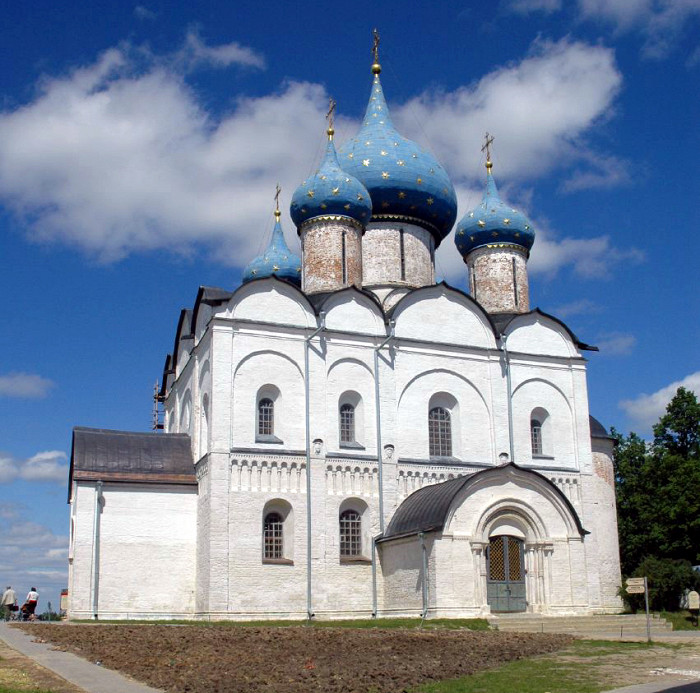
(242, 200, 302, 286)
(290, 118, 371, 230)
(454, 159, 536, 258)
(338, 59, 457, 243)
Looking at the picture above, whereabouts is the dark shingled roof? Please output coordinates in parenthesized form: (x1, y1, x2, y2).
(589, 415, 614, 440)
(69, 427, 195, 501)
(381, 463, 587, 541)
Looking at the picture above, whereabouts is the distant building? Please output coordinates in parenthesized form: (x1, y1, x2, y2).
(67, 47, 622, 620)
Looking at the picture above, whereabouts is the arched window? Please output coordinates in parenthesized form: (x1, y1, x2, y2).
(339, 403, 355, 445)
(263, 512, 284, 560)
(258, 398, 274, 436)
(339, 509, 362, 557)
(429, 406, 452, 457)
(531, 419, 543, 456)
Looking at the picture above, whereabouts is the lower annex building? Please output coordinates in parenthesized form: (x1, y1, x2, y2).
(66, 46, 623, 620)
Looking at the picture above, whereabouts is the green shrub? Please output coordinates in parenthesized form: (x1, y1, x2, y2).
(620, 556, 700, 612)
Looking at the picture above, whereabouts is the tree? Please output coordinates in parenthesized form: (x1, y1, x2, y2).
(614, 387, 700, 576)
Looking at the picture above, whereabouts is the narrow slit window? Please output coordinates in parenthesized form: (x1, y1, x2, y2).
(341, 231, 347, 285)
(399, 228, 406, 281)
(429, 406, 452, 457)
(339, 509, 362, 557)
(258, 398, 274, 436)
(531, 419, 543, 456)
(339, 403, 355, 444)
(263, 512, 284, 559)
(512, 257, 518, 307)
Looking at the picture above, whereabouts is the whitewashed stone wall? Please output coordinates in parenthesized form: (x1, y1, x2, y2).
(467, 246, 530, 314)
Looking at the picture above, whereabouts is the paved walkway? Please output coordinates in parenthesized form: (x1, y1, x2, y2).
(0, 622, 162, 693)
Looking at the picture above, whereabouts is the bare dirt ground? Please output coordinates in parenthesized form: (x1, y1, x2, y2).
(0, 638, 83, 693)
(16, 624, 572, 693)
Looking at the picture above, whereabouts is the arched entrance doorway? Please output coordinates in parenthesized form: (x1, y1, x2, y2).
(486, 535, 526, 612)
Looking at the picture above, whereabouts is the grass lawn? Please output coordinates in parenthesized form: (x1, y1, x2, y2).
(416, 640, 670, 693)
(660, 610, 700, 630)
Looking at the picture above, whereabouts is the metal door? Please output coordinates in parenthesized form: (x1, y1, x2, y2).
(486, 535, 526, 612)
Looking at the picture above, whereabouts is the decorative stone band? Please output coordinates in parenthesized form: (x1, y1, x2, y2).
(371, 213, 440, 239)
(298, 214, 365, 233)
(466, 242, 530, 257)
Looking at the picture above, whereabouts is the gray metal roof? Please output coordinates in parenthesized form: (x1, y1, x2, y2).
(69, 427, 195, 500)
(381, 463, 587, 541)
(589, 415, 614, 440)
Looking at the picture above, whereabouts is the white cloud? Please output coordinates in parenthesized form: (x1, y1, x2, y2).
(0, 372, 54, 398)
(134, 5, 156, 21)
(620, 371, 700, 430)
(0, 36, 636, 280)
(577, 0, 700, 59)
(504, 0, 562, 14)
(393, 37, 625, 190)
(551, 298, 601, 317)
(595, 331, 637, 355)
(180, 29, 266, 70)
(0, 508, 68, 608)
(0, 450, 68, 484)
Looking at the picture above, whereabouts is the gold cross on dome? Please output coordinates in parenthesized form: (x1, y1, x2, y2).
(481, 132, 494, 166)
(326, 98, 336, 132)
(274, 184, 281, 219)
(372, 28, 380, 64)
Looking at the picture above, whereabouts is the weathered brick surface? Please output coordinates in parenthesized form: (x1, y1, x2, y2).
(301, 219, 362, 293)
(362, 222, 434, 289)
(467, 246, 530, 313)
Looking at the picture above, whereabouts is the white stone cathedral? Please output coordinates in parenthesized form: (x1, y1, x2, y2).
(66, 48, 623, 620)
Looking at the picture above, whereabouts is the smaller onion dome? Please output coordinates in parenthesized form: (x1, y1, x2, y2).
(290, 116, 371, 230)
(242, 200, 302, 286)
(454, 159, 535, 258)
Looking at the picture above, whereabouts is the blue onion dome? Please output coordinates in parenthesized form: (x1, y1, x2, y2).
(337, 61, 457, 244)
(242, 202, 302, 286)
(290, 124, 371, 231)
(454, 159, 536, 258)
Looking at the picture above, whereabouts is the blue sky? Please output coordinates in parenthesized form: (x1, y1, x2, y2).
(1, 0, 699, 610)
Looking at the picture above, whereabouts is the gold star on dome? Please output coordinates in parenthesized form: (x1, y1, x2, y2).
(345, 178, 350, 183)
(306, 190, 315, 198)
(503, 218, 511, 225)
(283, 255, 288, 261)
(491, 231, 499, 237)
(412, 153, 418, 158)
(371, 97, 377, 101)
(380, 150, 387, 156)
(416, 177, 423, 184)
(429, 168, 435, 174)
(426, 197, 434, 205)
(344, 204, 351, 210)
(394, 142, 399, 146)
(377, 105, 382, 111)
(357, 193, 364, 201)
(332, 187, 340, 195)
(321, 203, 327, 209)
(251, 269, 257, 275)
(363, 159, 370, 167)
(320, 175, 326, 180)
(372, 113, 378, 118)
(443, 188, 448, 194)
(381, 201, 390, 208)
(457, 230, 464, 236)
(301, 208, 307, 213)
(348, 153, 354, 159)
(272, 265, 280, 271)
(470, 235, 475, 242)
(524, 225, 530, 230)
(478, 220, 485, 227)
(382, 171, 390, 179)
(514, 232, 520, 238)
(469, 212, 474, 218)
(375, 88, 381, 94)
(297, 267, 301, 273)
(365, 141, 371, 146)
(398, 191, 406, 199)
(379, 120, 384, 124)
(397, 160, 405, 166)
(264, 257, 269, 262)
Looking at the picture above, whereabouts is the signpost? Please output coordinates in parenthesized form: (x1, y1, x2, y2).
(626, 577, 651, 642)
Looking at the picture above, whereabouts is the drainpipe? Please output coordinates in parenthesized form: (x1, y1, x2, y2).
(373, 320, 395, 533)
(419, 532, 429, 624)
(371, 535, 380, 618)
(91, 480, 103, 620)
(304, 312, 325, 621)
(500, 334, 515, 464)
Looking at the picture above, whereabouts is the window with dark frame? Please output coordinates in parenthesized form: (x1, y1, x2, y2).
(429, 406, 452, 457)
(531, 419, 543, 456)
(339, 509, 362, 557)
(258, 398, 274, 436)
(339, 403, 355, 444)
(263, 512, 284, 560)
